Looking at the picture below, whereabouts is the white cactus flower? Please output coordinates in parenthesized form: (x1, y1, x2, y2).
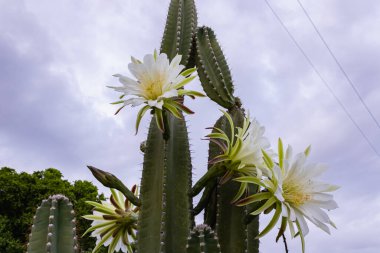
(207, 110, 273, 179)
(235, 139, 339, 253)
(108, 50, 204, 133)
(83, 187, 139, 253)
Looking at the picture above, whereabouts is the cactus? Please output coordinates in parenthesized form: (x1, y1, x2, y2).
(27, 194, 78, 253)
(137, 112, 193, 253)
(137, 1, 196, 252)
(186, 225, 221, 253)
(86, 1, 260, 253)
(194, 23, 260, 252)
(196, 108, 259, 253)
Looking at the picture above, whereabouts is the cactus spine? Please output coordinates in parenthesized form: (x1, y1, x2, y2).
(186, 225, 221, 253)
(27, 194, 78, 253)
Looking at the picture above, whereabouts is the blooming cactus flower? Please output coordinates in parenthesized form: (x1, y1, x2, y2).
(83, 187, 139, 253)
(235, 139, 339, 252)
(108, 50, 204, 133)
(206, 110, 272, 182)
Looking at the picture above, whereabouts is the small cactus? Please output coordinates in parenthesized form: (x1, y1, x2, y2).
(27, 194, 78, 253)
(186, 225, 221, 253)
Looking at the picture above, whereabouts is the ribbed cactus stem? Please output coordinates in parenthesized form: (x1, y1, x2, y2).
(195, 26, 235, 109)
(27, 195, 78, 253)
(137, 114, 192, 253)
(160, 0, 197, 65)
(186, 225, 221, 253)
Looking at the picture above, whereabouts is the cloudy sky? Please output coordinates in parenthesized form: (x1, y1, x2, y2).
(1, 0, 380, 252)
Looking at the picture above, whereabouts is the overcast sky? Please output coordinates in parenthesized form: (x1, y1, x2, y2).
(1, 0, 380, 252)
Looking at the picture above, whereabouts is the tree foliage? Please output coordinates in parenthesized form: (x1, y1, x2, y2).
(0, 167, 106, 252)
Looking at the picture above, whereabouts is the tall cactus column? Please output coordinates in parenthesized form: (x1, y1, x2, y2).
(136, 1, 197, 253)
(195, 26, 260, 253)
(27, 195, 78, 253)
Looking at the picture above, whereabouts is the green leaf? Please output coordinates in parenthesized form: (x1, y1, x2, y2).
(256, 202, 282, 238)
(206, 132, 230, 145)
(221, 110, 235, 145)
(250, 197, 276, 216)
(262, 149, 274, 169)
(82, 220, 114, 236)
(229, 138, 242, 159)
(92, 227, 114, 253)
(114, 105, 126, 115)
(191, 165, 224, 197)
(135, 105, 151, 134)
(304, 145, 311, 157)
(178, 89, 206, 97)
(235, 192, 272, 206)
(278, 138, 284, 169)
(85, 201, 114, 215)
(171, 100, 194, 114)
(110, 100, 124, 105)
(276, 217, 288, 242)
(231, 182, 248, 204)
(155, 109, 165, 133)
(296, 221, 306, 253)
(174, 75, 196, 89)
(234, 176, 266, 188)
(164, 102, 183, 119)
(181, 67, 197, 77)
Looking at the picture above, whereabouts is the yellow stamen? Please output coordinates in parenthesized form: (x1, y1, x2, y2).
(283, 180, 311, 206)
(142, 80, 163, 100)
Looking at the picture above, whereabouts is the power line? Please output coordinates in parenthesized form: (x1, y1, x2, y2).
(296, 0, 380, 131)
(263, 0, 380, 157)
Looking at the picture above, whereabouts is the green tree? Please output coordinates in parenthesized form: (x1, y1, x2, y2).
(0, 167, 106, 252)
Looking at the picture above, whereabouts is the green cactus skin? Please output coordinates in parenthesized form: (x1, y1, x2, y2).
(202, 108, 259, 253)
(27, 195, 78, 253)
(162, 114, 193, 252)
(186, 225, 221, 253)
(203, 115, 226, 228)
(195, 26, 235, 109)
(160, 0, 197, 65)
(137, 114, 192, 253)
(137, 117, 166, 253)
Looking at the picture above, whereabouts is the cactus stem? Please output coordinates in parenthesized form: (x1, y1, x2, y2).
(191, 165, 224, 197)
